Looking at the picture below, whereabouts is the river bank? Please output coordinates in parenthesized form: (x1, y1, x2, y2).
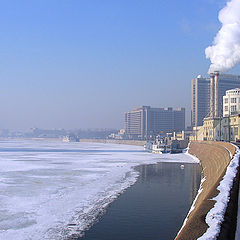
(176, 141, 236, 240)
(16, 138, 238, 239)
(79, 138, 146, 146)
(74, 139, 239, 239)
(78, 162, 201, 240)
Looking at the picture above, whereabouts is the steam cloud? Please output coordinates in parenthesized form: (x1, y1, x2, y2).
(205, 0, 240, 73)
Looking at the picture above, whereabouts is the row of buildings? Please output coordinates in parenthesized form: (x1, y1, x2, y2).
(191, 72, 240, 126)
(193, 88, 240, 142)
(192, 70, 240, 142)
(124, 72, 240, 141)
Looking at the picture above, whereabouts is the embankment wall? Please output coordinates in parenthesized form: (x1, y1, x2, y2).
(176, 141, 236, 240)
(79, 139, 146, 146)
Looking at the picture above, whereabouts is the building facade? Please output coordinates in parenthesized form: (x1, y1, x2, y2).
(200, 115, 240, 142)
(124, 106, 148, 139)
(191, 75, 210, 127)
(227, 114, 240, 142)
(223, 88, 240, 117)
(191, 87, 240, 142)
(125, 106, 185, 139)
(191, 74, 240, 127)
(202, 117, 221, 141)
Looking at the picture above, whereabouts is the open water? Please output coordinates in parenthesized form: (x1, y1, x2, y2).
(80, 162, 201, 240)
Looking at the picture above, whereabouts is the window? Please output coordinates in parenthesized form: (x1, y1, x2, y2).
(225, 98, 228, 104)
(234, 127, 238, 135)
(231, 98, 237, 103)
(225, 106, 228, 111)
(231, 105, 237, 113)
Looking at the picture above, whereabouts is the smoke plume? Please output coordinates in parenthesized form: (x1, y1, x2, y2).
(205, 0, 240, 73)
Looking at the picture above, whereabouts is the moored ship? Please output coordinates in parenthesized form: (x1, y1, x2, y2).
(144, 136, 170, 154)
(62, 134, 79, 142)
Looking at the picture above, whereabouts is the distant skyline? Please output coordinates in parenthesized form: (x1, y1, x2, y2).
(1, 0, 240, 130)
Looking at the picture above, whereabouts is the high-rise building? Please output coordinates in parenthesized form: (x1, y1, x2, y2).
(191, 73, 240, 127)
(125, 106, 147, 139)
(125, 106, 185, 139)
(191, 75, 210, 127)
(223, 88, 240, 117)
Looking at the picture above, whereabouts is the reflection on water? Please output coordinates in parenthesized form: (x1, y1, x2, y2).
(79, 162, 201, 240)
(138, 163, 200, 206)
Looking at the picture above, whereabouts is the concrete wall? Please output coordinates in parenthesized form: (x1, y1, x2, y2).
(79, 139, 146, 146)
(176, 141, 236, 240)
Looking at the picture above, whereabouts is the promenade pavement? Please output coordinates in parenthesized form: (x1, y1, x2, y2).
(176, 141, 235, 240)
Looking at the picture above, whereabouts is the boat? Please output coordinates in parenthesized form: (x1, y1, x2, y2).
(170, 148, 183, 154)
(144, 142, 153, 152)
(170, 140, 184, 154)
(62, 135, 79, 142)
(144, 136, 170, 154)
(152, 144, 170, 154)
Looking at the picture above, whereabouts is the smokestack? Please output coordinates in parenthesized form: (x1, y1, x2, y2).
(210, 73, 215, 118)
(214, 71, 219, 117)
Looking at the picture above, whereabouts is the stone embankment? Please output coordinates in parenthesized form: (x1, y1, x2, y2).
(176, 141, 236, 240)
(79, 139, 146, 146)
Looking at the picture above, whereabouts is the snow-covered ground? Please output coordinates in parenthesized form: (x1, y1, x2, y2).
(0, 139, 198, 240)
(198, 147, 240, 240)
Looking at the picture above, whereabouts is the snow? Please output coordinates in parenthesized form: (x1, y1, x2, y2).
(176, 172, 205, 237)
(198, 146, 240, 240)
(0, 139, 198, 240)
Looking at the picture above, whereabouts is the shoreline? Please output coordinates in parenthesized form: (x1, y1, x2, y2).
(79, 138, 146, 146)
(176, 141, 236, 240)
(79, 161, 201, 240)
(3, 138, 236, 238)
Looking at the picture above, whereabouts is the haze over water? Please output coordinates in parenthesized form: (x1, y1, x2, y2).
(2, 1, 240, 130)
(0, 139, 200, 240)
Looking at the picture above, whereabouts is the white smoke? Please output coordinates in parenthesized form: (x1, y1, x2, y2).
(205, 0, 240, 73)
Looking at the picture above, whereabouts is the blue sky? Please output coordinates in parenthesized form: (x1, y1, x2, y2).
(0, 0, 239, 130)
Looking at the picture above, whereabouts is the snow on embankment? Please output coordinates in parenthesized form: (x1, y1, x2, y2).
(198, 146, 240, 239)
(175, 141, 237, 240)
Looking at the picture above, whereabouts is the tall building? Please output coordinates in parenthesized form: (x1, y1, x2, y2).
(125, 106, 147, 139)
(191, 73, 240, 127)
(191, 75, 210, 127)
(125, 106, 185, 139)
(223, 88, 240, 117)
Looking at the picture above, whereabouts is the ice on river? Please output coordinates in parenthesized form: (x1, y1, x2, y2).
(0, 139, 198, 240)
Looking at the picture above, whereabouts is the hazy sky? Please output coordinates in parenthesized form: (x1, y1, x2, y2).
(1, 0, 240, 130)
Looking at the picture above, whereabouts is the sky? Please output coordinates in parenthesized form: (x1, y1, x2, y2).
(1, 0, 240, 130)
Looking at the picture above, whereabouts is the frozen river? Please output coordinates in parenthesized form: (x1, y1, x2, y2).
(0, 139, 199, 240)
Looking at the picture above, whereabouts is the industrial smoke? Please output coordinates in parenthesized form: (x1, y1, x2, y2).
(205, 0, 240, 73)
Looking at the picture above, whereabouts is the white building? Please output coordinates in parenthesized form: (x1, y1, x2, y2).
(223, 88, 240, 117)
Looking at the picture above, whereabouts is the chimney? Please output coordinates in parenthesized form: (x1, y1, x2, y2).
(210, 73, 215, 118)
(214, 71, 219, 117)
